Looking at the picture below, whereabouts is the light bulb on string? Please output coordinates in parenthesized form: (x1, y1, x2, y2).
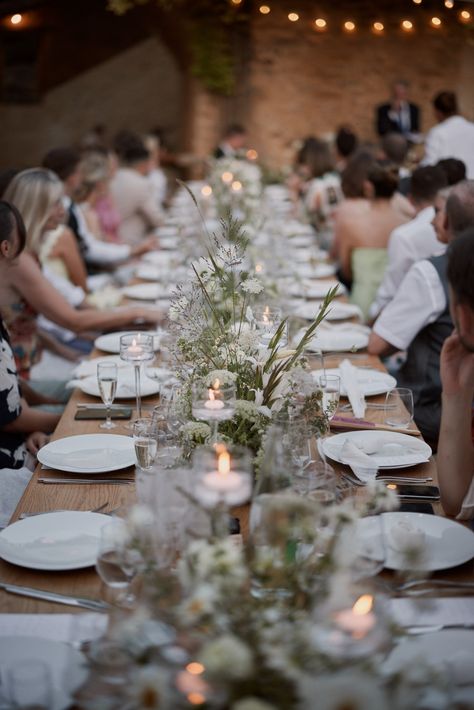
(259, 5, 270, 14)
(372, 21, 384, 33)
(343, 20, 356, 32)
(401, 19, 414, 31)
(314, 18, 327, 30)
(288, 12, 299, 22)
(459, 9, 471, 22)
(431, 16, 442, 27)
(230, 0, 242, 5)
(10, 13, 22, 24)
(444, 0, 454, 8)
(412, 0, 422, 4)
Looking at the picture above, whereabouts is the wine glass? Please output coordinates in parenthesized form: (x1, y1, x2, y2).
(314, 373, 340, 420)
(96, 520, 138, 608)
(132, 418, 158, 471)
(97, 362, 118, 430)
(384, 387, 414, 429)
(119, 333, 155, 419)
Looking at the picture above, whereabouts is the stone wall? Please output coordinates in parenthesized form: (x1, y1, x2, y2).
(0, 37, 182, 169)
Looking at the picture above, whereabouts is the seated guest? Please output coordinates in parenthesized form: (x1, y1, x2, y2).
(1, 169, 163, 380)
(0, 201, 59, 470)
(214, 124, 247, 159)
(370, 165, 448, 319)
(369, 180, 474, 447)
(335, 126, 358, 173)
(332, 160, 408, 320)
(437, 229, 474, 518)
(437, 158, 466, 186)
(144, 134, 168, 208)
(43, 147, 153, 269)
(423, 91, 474, 178)
(380, 132, 410, 194)
(110, 138, 163, 247)
(376, 80, 420, 138)
(303, 138, 343, 234)
(78, 151, 121, 245)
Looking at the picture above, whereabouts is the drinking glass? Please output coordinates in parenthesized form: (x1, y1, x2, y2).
(6, 660, 54, 709)
(119, 333, 155, 419)
(292, 460, 337, 505)
(95, 519, 138, 607)
(97, 362, 118, 430)
(191, 379, 236, 442)
(132, 418, 158, 471)
(253, 306, 284, 348)
(384, 387, 414, 429)
(314, 373, 340, 419)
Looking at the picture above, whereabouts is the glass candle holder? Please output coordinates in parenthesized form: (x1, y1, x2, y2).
(119, 333, 155, 419)
(253, 305, 284, 348)
(192, 443, 252, 509)
(191, 379, 236, 442)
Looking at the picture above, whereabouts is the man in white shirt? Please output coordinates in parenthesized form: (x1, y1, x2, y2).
(368, 180, 474, 446)
(370, 165, 448, 319)
(423, 91, 474, 179)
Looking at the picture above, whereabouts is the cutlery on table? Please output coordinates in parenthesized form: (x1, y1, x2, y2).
(19, 502, 109, 519)
(38, 478, 134, 485)
(330, 415, 421, 436)
(396, 579, 474, 591)
(405, 623, 474, 634)
(341, 472, 432, 487)
(0, 582, 109, 611)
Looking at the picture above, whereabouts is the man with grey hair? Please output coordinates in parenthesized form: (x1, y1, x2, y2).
(368, 180, 474, 447)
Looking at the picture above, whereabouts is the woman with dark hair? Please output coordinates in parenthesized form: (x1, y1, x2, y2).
(0, 201, 59, 473)
(303, 138, 343, 233)
(331, 160, 409, 320)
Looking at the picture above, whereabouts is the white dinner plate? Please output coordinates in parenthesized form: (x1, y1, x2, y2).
(304, 326, 369, 352)
(0, 636, 87, 710)
(122, 283, 170, 301)
(73, 355, 128, 379)
(293, 263, 337, 279)
(94, 331, 161, 354)
(288, 281, 346, 299)
(0, 511, 111, 571)
(142, 250, 180, 266)
(288, 236, 315, 248)
(322, 430, 431, 469)
(76, 370, 160, 399)
(294, 301, 362, 321)
(135, 264, 174, 284)
(312, 367, 397, 397)
(37, 434, 136, 473)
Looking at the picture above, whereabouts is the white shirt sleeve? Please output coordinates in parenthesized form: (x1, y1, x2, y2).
(370, 228, 415, 318)
(372, 260, 447, 351)
(75, 205, 131, 266)
(421, 126, 443, 167)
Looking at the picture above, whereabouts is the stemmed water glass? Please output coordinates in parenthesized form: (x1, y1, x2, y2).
(96, 519, 139, 608)
(314, 373, 341, 421)
(97, 362, 118, 430)
(119, 333, 154, 419)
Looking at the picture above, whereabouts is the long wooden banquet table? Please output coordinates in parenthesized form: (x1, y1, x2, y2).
(1, 311, 473, 614)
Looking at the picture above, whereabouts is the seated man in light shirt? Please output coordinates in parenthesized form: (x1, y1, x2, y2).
(437, 229, 474, 519)
(422, 91, 474, 179)
(368, 180, 474, 448)
(370, 165, 448, 320)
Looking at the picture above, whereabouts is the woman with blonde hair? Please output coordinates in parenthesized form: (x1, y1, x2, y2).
(1, 168, 162, 379)
(79, 151, 121, 243)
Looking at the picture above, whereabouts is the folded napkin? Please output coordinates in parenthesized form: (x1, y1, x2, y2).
(0, 466, 33, 529)
(339, 359, 366, 419)
(389, 520, 426, 553)
(73, 355, 126, 379)
(340, 439, 378, 482)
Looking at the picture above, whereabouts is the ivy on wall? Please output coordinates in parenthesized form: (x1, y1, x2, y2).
(107, 0, 249, 96)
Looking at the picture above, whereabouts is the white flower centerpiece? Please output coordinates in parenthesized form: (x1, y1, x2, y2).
(168, 211, 338, 459)
(209, 157, 263, 224)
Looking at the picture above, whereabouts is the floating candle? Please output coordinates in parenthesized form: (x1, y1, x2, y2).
(334, 595, 376, 637)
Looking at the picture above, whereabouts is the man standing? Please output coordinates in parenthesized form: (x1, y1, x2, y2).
(214, 125, 247, 160)
(423, 91, 474, 178)
(376, 80, 420, 138)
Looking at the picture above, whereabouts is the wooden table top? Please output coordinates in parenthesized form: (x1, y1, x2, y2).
(1, 345, 472, 615)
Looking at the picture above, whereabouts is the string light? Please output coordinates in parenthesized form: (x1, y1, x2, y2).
(401, 19, 414, 31)
(412, 0, 422, 4)
(343, 20, 356, 32)
(221, 172, 233, 184)
(10, 13, 22, 24)
(201, 185, 212, 197)
(259, 5, 270, 14)
(431, 16, 442, 27)
(444, 0, 454, 8)
(460, 9, 471, 22)
(230, 0, 242, 5)
(288, 12, 299, 22)
(246, 149, 258, 160)
(314, 18, 327, 30)
(373, 21, 384, 33)
(231, 180, 243, 191)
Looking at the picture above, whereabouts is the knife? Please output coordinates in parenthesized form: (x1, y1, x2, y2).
(405, 623, 474, 635)
(0, 582, 109, 611)
(38, 478, 134, 484)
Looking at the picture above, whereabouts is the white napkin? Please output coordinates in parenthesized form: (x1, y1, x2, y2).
(340, 439, 378, 482)
(0, 613, 107, 642)
(389, 520, 426, 553)
(73, 355, 126, 379)
(339, 359, 366, 419)
(0, 466, 33, 529)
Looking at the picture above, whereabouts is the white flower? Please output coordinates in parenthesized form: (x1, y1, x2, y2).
(240, 277, 264, 294)
(237, 328, 260, 353)
(234, 399, 260, 422)
(128, 665, 172, 709)
(232, 699, 277, 710)
(199, 635, 253, 680)
(168, 296, 188, 322)
(178, 538, 247, 591)
(180, 584, 219, 623)
(180, 421, 211, 442)
(298, 671, 388, 710)
(192, 257, 214, 281)
(127, 504, 155, 534)
(206, 369, 237, 386)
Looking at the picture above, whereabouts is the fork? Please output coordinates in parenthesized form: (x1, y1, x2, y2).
(340, 472, 432, 487)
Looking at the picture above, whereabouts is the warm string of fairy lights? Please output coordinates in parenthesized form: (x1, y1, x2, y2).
(229, 0, 472, 32)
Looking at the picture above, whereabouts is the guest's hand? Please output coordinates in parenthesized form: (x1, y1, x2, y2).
(26, 431, 49, 456)
(131, 236, 159, 258)
(440, 331, 474, 397)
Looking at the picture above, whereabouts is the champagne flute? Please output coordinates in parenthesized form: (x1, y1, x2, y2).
(97, 362, 118, 430)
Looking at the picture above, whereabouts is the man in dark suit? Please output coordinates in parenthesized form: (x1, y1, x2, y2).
(214, 124, 247, 159)
(376, 80, 420, 138)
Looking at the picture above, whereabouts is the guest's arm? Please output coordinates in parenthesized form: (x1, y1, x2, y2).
(20, 379, 61, 406)
(437, 331, 474, 516)
(2, 399, 59, 434)
(367, 332, 397, 357)
(26, 431, 50, 455)
(49, 227, 89, 291)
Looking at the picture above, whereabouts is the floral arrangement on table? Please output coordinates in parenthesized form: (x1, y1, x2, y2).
(209, 158, 263, 224)
(167, 214, 338, 459)
(81, 482, 452, 710)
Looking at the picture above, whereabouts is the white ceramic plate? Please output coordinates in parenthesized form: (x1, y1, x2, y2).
(76, 370, 160, 399)
(322, 430, 432, 469)
(0, 511, 111, 571)
(294, 263, 336, 279)
(122, 283, 171, 301)
(0, 636, 87, 710)
(312, 367, 397, 397)
(294, 301, 362, 321)
(288, 281, 346, 299)
(305, 327, 369, 352)
(135, 265, 175, 284)
(143, 250, 180, 266)
(37, 434, 135, 473)
(355, 513, 474, 572)
(94, 331, 161, 354)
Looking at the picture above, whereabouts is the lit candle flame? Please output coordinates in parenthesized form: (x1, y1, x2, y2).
(132, 338, 137, 347)
(353, 594, 373, 616)
(263, 306, 270, 324)
(218, 449, 231, 477)
(186, 662, 205, 676)
(213, 378, 220, 390)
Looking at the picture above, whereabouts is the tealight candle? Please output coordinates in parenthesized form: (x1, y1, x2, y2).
(333, 595, 376, 637)
(193, 444, 253, 508)
(127, 337, 143, 356)
(204, 384, 225, 411)
(203, 448, 242, 493)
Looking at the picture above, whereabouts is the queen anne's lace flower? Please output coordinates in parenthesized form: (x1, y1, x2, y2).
(241, 277, 264, 294)
(199, 635, 253, 680)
